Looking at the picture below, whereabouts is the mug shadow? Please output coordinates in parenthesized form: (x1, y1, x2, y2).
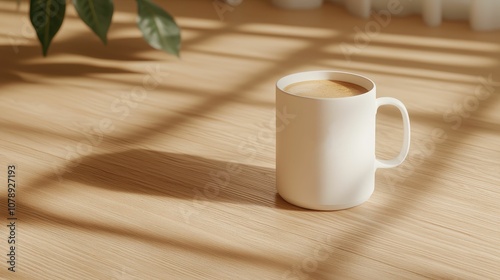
(60, 148, 304, 211)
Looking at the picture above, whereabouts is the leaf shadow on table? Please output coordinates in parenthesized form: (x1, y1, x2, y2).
(0, 43, 142, 89)
(55, 148, 302, 211)
(0, 20, 172, 89)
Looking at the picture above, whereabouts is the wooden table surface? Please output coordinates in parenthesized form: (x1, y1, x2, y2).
(1, 0, 499, 279)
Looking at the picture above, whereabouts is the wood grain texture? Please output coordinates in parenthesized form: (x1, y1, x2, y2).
(0, 0, 499, 279)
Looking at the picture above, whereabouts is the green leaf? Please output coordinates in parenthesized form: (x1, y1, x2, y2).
(30, 0, 66, 56)
(136, 0, 181, 57)
(72, 0, 113, 44)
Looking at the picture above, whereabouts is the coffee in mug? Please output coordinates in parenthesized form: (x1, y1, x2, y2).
(284, 80, 367, 98)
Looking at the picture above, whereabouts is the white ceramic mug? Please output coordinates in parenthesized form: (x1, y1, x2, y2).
(276, 70, 410, 210)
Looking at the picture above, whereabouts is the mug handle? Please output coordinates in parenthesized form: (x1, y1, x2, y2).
(375, 97, 411, 169)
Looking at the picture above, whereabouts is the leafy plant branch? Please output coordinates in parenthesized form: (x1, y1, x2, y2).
(28, 0, 181, 56)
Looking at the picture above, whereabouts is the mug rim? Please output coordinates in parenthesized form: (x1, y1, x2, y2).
(276, 70, 376, 100)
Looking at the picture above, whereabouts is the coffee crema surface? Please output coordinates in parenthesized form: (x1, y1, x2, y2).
(284, 80, 367, 98)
